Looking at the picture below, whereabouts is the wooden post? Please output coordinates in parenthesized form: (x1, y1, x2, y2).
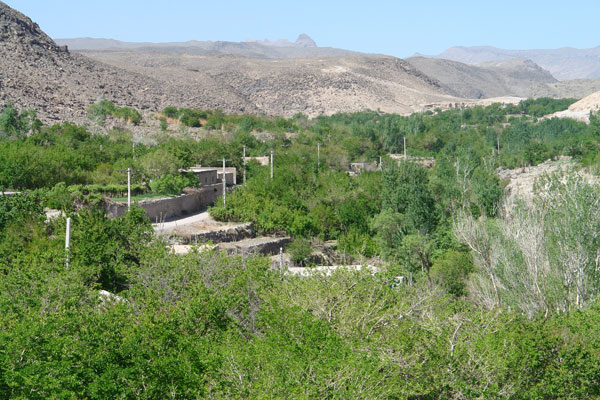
(222, 158, 226, 208)
(127, 168, 131, 210)
(270, 150, 274, 180)
(279, 247, 284, 280)
(317, 143, 320, 172)
(65, 217, 71, 268)
(243, 145, 246, 185)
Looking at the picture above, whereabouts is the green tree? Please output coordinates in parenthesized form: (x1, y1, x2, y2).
(430, 250, 474, 297)
(382, 161, 437, 234)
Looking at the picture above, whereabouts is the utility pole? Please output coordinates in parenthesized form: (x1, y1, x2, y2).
(497, 134, 501, 154)
(118, 168, 141, 209)
(65, 217, 71, 268)
(317, 143, 320, 173)
(127, 168, 131, 210)
(243, 146, 246, 185)
(270, 150, 274, 180)
(222, 157, 226, 208)
(279, 247, 284, 280)
(403, 136, 407, 160)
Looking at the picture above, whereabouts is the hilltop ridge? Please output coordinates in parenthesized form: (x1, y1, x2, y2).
(435, 45, 600, 80)
(55, 33, 356, 59)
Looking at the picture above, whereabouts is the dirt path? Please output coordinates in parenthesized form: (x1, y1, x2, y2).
(152, 210, 213, 231)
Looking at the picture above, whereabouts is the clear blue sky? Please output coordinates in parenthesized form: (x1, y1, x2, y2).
(5, 0, 599, 57)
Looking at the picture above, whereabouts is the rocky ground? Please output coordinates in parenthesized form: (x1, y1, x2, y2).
(547, 90, 600, 123)
(0, 2, 187, 123)
(497, 157, 599, 203)
(78, 50, 463, 118)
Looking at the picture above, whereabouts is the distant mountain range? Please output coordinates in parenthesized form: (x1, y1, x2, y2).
(428, 45, 600, 80)
(54, 34, 360, 60)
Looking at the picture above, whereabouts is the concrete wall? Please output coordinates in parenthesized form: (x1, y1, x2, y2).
(105, 184, 223, 221)
(192, 169, 218, 185)
(217, 168, 236, 185)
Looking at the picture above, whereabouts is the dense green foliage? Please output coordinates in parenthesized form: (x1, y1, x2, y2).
(149, 173, 199, 195)
(2, 201, 600, 398)
(88, 99, 143, 126)
(0, 102, 41, 138)
(3, 98, 600, 397)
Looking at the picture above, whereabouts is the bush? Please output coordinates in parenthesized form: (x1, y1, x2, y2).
(149, 173, 199, 195)
(87, 100, 142, 126)
(46, 182, 73, 211)
(159, 117, 168, 132)
(287, 238, 313, 266)
(162, 106, 179, 119)
(0, 191, 45, 232)
(338, 228, 377, 258)
(0, 103, 38, 137)
(430, 250, 474, 297)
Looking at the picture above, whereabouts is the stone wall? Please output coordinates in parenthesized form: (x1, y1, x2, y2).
(217, 236, 291, 256)
(105, 184, 222, 221)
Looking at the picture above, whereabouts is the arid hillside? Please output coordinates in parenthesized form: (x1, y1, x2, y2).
(568, 90, 600, 113)
(0, 1, 461, 120)
(0, 1, 192, 122)
(407, 56, 600, 100)
(436, 45, 600, 80)
(548, 90, 600, 122)
(407, 57, 556, 99)
(78, 50, 465, 117)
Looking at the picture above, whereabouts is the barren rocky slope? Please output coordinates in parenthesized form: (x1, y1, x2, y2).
(70, 50, 464, 117)
(568, 90, 600, 113)
(407, 57, 557, 99)
(548, 90, 600, 123)
(0, 1, 192, 122)
(436, 45, 600, 80)
(408, 56, 600, 99)
(0, 1, 460, 120)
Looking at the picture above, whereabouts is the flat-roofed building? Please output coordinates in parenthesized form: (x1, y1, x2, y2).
(185, 167, 219, 185)
(184, 166, 237, 186)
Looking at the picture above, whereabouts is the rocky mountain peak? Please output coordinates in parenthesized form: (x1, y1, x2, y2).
(0, 1, 67, 52)
(295, 34, 317, 48)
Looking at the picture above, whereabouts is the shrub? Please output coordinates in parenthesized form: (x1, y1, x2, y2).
(149, 173, 199, 195)
(287, 238, 313, 266)
(430, 250, 474, 297)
